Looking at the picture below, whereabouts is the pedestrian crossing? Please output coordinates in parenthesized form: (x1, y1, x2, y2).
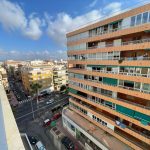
(18, 99, 31, 104)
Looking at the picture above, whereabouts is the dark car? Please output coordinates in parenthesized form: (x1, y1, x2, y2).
(28, 136, 37, 145)
(61, 136, 74, 150)
(51, 113, 61, 121)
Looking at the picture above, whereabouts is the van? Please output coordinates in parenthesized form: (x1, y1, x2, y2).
(35, 141, 46, 150)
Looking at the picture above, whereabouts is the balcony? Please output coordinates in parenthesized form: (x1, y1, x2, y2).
(63, 108, 132, 150)
(69, 68, 150, 78)
(69, 99, 150, 149)
(70, 75, 150, 95)
(87, 38, 150, 50)
(67, 22, 150, 46)
(69, 82, 150, 113)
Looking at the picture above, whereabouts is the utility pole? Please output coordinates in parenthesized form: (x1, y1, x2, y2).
(29, 96, 34, 120)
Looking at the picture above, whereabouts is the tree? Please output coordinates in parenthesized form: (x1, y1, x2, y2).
(30, 83, 42, 109)
(60, 85, 66, 92)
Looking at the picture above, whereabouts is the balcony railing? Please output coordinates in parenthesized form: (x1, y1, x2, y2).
(69, 68, 150, 78)
(70, 82, 150, 110)
(77, 77, 150, 95)
(70, 98, 150, 141)
(88, 22, 150, 38)
(87, 38, 150, 50)
(115, 130, 147, 150)
(118, 85, 150, 94)
(68, 56, 150, 61)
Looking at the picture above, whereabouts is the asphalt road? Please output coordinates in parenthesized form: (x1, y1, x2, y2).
(9, 77, 27, 101)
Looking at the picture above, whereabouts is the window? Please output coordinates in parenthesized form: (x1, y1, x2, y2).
(119, 80, 124, 86)
(131, 16, 136, 26)
(135, 82, 141, 89)
(142, 83, 150, 91)
(104, 122, 107, 126)
(136, 14, 142, 25)
(142, 12, 148, 23)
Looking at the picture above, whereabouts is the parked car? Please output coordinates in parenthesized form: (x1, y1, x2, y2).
(51, 113, 61, 121)
(35, 141, 46, 150)
(43, 119, 51, 127)
(46, 99, 54, 105)
(28, 136, 37, 145)
(61, 136, 74, 150)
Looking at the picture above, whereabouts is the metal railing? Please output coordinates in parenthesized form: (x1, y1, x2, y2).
(69, 68, 150, 78)
(79, 77, 150, 95)
(118, 85, 150, 94)
(67, 21, 150, 45)
(88, 22, 149, 38)
(71, 98, 150, 141)
(68, 56, 150, 61)
(69, 81, 150, 110)
(87, 38, 150, 49)
(128, 126, 150, 139)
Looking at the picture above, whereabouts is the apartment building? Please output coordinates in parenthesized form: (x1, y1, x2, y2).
(53, 65, 68, 91)
(21, 65, 54, 94)
(0, 66, 9, 92)
(64, 4, 150, 150)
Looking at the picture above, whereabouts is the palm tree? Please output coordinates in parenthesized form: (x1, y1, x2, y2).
(30, 83, 42, 109)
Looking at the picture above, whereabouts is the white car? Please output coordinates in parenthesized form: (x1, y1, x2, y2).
(35, 141, 46, 150)
(46, 99, 54, 105)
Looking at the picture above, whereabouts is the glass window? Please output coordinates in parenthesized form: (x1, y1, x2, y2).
(142, 12, 148, 23)
(135, 82, 141, 89)
(119, 80, 124, 86)
(142, 83, 150, 91)
(136, 14, 142, 25)
(131, 16, 136, 26)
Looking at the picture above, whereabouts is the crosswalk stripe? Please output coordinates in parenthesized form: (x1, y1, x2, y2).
(18, 99, 31, 104)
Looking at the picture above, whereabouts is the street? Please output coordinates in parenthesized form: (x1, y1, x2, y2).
(8, 74, 70, 150)
(15, 95, 69, 126)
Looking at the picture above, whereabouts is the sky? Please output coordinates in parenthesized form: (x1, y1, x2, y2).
(0, 0, 149, 61)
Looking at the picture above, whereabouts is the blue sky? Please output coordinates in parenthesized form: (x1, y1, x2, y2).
(0, 0, 149, 60)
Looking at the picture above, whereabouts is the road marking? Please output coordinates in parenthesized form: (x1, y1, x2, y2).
(18, 99, 31, 104)
(16, 97, 69, 120)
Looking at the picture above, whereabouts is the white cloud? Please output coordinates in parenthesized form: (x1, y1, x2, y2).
(23, 17, 43, 40)
(88, 0, 98, 8)
(103, 2, 122, 15)
(0, 0, 27, 30)
(46, 10, 102, 46)
(0, 0, 44, 40)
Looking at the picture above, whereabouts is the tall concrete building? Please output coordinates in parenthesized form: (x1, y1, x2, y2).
(63, 4, 150, 150)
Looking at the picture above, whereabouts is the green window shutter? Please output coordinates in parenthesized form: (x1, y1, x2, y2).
(69, 88, 77, 94)
(116, 105, 135, 117)
(105, 101, 112, 106)
(134, 112, 150, 123)
(103, 77, 118, 86)
(141, 120, 149, 126)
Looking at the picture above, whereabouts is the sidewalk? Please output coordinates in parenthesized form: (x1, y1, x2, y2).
(56, 118, 85, 150)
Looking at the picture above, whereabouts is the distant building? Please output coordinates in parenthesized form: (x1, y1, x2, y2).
(0, 66, 9, 92)
(53, 65, 68, 91)
(21, 65, 54, 94)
